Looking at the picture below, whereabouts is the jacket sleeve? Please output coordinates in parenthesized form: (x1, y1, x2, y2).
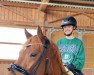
(72, 41, 85, 70)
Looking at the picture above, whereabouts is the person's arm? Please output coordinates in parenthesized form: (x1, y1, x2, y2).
(72, 41, 85, 70)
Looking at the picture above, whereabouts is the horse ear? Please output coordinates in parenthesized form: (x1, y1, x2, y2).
(37, 26, 45, 42)
(24, 29, 32, 39)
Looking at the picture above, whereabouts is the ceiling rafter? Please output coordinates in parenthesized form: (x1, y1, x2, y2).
(38, 0, 50, 12)
(2, 0, 94, 13)
(51, 0, 94, 6)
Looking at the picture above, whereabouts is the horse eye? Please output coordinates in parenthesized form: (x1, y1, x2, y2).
(30, 52, 38, 57)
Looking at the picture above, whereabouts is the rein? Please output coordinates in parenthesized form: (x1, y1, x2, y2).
(8, 36, 50, 75)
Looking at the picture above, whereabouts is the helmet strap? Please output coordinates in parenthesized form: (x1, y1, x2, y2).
(73, 26, 77, 30)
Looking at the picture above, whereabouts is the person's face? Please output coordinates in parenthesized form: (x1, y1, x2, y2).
(63, 25, 74, 36)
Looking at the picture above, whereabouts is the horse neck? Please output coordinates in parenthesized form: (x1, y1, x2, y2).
(49, 42, 62, 66)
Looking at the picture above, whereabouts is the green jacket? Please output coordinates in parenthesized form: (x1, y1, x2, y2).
(56, 37, 85, 70)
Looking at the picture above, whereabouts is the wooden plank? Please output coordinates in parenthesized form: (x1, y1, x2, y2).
(38, 0, 50, 12)
(47, 6, 94, 14)
(1, 1, 94, 14)
(0, 20, 43, 29)
(0, 1, 38, 9)
(52, 0, 94, 6)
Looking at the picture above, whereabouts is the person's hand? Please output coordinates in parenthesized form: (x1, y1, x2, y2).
(67, 64, 75, 71)
(67, 64, 80, 75)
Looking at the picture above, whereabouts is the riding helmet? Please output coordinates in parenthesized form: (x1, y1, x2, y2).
(61, 16, 77, 28)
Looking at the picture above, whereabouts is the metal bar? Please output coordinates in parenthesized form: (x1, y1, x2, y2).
(0, 42, 23, 45)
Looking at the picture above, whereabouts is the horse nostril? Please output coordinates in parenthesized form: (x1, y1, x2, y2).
(30, 52, 38, 57)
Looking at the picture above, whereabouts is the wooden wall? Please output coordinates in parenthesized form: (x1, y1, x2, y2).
(0, 2, 94, 30)
(0, 5, 45, 28)
(83, 33, 94, 68)
(47, 11, 94, 29)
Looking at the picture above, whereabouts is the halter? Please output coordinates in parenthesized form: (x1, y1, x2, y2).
(8, 36, 50, 75)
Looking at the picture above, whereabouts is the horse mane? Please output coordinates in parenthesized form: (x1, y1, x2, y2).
(48, 40, 67, 74)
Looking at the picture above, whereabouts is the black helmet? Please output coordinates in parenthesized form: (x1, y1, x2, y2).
(61, 16, 77, 28)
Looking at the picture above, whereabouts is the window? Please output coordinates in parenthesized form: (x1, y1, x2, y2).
(0, 27, 37, 60)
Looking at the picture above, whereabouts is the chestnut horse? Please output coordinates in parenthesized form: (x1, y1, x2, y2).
(7, 26, 71, 75)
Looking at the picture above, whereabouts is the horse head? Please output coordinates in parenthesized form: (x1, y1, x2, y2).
(7, 26, 68, 75)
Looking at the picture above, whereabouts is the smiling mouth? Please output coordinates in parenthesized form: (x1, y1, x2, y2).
(64, 31, 72, 36)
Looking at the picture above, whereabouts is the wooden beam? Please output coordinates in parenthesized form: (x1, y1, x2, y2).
(38, 0, 50, 12)
(0, 1, 39, 9)
(0, 20, 43, 29)
(1, 1, 94, 14)
(51, 0, 94, 6)
(47, 6, 94, 14)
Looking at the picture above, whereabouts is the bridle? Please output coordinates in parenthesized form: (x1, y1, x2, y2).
(8, 36, 50, 75)
(8, 64, 29, 75)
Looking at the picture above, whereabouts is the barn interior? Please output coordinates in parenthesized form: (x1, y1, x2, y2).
(0, 0, 94, 74)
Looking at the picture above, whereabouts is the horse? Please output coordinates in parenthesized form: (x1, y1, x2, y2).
(7, 26, 72, 75)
